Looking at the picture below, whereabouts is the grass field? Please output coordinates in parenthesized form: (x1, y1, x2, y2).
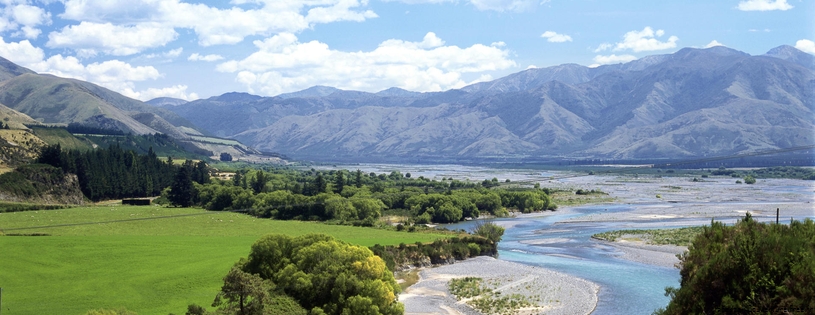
(0, 205, 445, 315)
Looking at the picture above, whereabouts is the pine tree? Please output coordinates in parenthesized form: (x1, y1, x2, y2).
(169, 167, 194, 207)
(334, 170, 344, 194)
(355, 169, 363, 188)
(251, 170, 266, 194)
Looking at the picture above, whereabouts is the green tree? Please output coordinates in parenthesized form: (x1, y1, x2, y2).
(656, 215, 815, 315)
(473, 221, 505, 243)
(744, 175, 757, 184)
(243, 234, 403, 315)
(251, 170, 266, 194)
(334, 170, 345, 194)
(213, 266, 274, 315)
(169, 166, 195, 207)
(355, 170, 363, 188)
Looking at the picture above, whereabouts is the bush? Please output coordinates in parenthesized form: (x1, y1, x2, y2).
(744, 175, 756, 184)
(655, 215, 815, 314)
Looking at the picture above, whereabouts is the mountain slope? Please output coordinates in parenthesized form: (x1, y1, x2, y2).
(227, 46, 814, 161)
(0, 73, 196, 138)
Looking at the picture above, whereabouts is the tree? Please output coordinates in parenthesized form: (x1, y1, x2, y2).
(744, 175, 757, 184)
(37, 144, 62, 167)
(355, 170, 363, 188)
(212, 265, 308, 315)
(334, 170, 345, 194)
(220, 152, 233, 162)
(251, 170, 266, 194)
(309, 173, 326, 196)
(213, 266, 273, 315)
(243, 234, 403, 315)
(169, 166, 195, 207)
(656, 215, 815, 315)
(473, 221, 505, 243)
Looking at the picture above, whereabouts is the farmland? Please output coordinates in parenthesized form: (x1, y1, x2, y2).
(0, 205, 445, 315)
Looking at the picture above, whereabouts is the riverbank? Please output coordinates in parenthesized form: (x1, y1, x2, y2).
(602, 239, 686, 268)
(401, 256, 599, 315)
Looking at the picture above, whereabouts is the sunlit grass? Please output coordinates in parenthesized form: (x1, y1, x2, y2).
(0, 205, 445, 315)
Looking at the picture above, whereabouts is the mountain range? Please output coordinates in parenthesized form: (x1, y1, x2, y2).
(155, 45, 814, 162)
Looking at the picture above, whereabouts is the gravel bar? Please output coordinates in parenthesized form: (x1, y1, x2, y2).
(401, 256, 599, 315)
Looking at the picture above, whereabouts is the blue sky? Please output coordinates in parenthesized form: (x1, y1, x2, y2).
(0, 0, 811, 101)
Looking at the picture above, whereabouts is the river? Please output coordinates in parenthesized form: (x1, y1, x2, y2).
(326, 164, 815, 314)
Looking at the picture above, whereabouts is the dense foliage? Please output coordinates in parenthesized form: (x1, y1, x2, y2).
(240, 233, 403, 315)
(185, 168, 554, 224)
(712, 166, 815, 180)
(371, 235, 499, 271)
(38, 144, 208, 201)
(656, 214, 815, 314)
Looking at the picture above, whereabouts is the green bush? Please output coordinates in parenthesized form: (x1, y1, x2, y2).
(655, 215, 815, 314)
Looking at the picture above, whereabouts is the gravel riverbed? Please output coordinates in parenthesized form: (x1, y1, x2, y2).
(402, 256, 599, 315)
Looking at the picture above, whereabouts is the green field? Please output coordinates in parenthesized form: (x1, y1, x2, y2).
(0, 206, 445, 315)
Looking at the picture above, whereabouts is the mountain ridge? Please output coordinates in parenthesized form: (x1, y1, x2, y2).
(201, 45, 814, 161)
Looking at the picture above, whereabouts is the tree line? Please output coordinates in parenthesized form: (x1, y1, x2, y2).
(38, 144, 208, 201)
(164, 167, 555, 225)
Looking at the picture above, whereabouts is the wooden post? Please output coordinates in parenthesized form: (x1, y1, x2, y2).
(776, 208, 779, 225)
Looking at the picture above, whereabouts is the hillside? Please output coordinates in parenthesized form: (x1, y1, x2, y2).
(182, 46, 814, 161)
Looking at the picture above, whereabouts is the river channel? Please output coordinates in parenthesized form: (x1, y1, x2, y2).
(329, 164, 815, 314)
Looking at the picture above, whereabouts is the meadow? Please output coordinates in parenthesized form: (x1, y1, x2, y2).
(0, 205, 445, 315)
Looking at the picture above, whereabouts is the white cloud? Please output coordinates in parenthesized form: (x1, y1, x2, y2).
(216, 32, 517, 96)
(737, 0, 793, 11)
(0, 3, 51, 38)
(188, 53, 224, 62)
(795, 39, 815, 54)
(0, 37, 176, 101)
(469, 0, 538, 12)
(135, 85, 199, 101)
(0, 36, 44, 65)
(59, 0, 378, 47)
(47, 22, 178, 56)
(591, 54, 637, 66)
(704, 40, 725, 48)
(613, 27, 678, 52)
(541, 31, 572, 43)
(594, 43, 613, 53)
(385, 0, 539, 12)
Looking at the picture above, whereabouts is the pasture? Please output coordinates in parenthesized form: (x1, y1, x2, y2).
(0, 205, 445, 315)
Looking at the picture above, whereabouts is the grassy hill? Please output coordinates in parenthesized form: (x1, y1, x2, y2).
(0, 205, 445, 315)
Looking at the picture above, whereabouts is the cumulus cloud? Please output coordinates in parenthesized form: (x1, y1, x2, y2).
(0, 3, 51, 38)
(590, 54, 637, 67)
(216, 32, 516, 96)
(613, 27, 678, 52)
(737, 0, 793, 11)
(541, 31, 572, 43)
(795, 39, 815, 54)
(135, 85, 199, 101)
(188, 53, 224, 62)
(59, 0, 378, 48)
(704, 40, 725, 48)
(47, 22, 178, 56)
(0, 36, 44, 65)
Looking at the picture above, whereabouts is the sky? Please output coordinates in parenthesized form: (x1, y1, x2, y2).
(0, 0, 812, 101)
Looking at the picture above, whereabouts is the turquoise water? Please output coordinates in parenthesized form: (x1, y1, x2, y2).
(446, 206, 682, 314)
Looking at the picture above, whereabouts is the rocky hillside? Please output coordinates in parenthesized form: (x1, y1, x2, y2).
(165, 46, 813, 161)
